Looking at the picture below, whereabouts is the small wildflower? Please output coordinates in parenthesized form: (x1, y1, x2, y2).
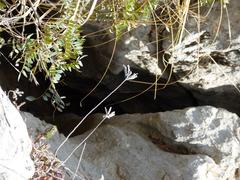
(103, 107, 115, 119)
(56, 65, 136, 156)
(123, 65, 138, 80)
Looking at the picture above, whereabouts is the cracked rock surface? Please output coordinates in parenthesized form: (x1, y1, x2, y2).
(23, 106, 240, 180)
(160, 0, 240, 115)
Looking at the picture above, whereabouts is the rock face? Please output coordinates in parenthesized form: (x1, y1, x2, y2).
(0, 87, 34, 180)
(60, 0, 240, 117)
(23, 106, 240, 180)
(159, 0, 240, 115)
(81, 22, 161, 78)
(166, 31, 240, 114)
(186, 0, 240, 49)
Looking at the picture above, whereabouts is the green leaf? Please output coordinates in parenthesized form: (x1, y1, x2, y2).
(42, 95, 48, 101)
(21, 70, 28, 78)
(26, 96, 37, 101)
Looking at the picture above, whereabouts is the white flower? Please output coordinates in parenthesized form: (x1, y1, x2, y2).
(103, 107, 115, 119)
(123, 65, 138, 80)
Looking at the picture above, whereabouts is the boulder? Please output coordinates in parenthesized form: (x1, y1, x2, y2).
(160, 0, 240, 115)
(23, 106, 240, 180)
(0, 87, 34, 180)
(186, 0, 240, 49)
(167, 31, 240, 114)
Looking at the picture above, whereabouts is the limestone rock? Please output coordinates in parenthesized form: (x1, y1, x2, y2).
(145, 106, 240, 179)
(24, 106, 239, 180)
(81, 23, 161, 78)
(168, 31, 240, 89)
(158, 0, 240, 115)
(186, 0, 240, 49)
(167, 31, 240, 114)
(0, 87, 34, 180)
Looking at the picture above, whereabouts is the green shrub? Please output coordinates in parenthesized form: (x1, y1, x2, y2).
(92, 0, 159, 39)
(0, 0, 86, 110)
(0, 0, 228, 110)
